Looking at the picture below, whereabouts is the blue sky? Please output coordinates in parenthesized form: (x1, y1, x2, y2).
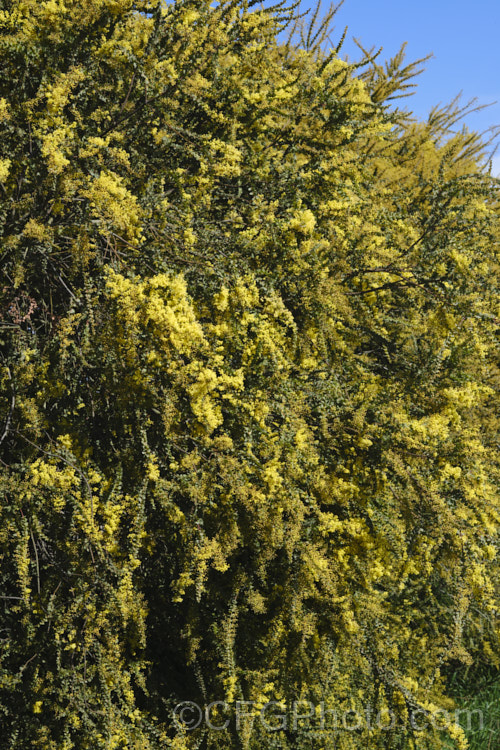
(281, 0, 500, 175)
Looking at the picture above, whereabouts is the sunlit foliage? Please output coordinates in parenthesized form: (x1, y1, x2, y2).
(0, 1, 499, 748)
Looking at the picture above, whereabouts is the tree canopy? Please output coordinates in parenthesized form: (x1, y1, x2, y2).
(0, 1, 499, 749)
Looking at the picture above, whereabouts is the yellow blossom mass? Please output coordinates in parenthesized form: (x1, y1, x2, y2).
(0, 2, 498, 749)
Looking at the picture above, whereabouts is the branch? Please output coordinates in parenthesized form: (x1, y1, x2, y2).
(0, 367, 15, 447)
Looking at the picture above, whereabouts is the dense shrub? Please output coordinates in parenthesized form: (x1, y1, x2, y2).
(0, 1, 499, 748)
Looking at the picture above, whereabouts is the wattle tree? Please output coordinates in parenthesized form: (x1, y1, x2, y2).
(0, 2, 498, 749)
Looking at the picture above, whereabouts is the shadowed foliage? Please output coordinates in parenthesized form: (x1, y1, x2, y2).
(0, 1, 499, 748)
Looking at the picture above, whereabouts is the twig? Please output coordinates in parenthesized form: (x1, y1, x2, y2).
(58, 275, 79, 302)
(30, 526, 41, 595)
(19, 652, 38, 673)
(0, 367, 15, 447)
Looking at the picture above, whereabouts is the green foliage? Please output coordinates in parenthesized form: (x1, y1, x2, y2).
(0, 1, 499, 749)
(449, 666, 500, 749)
